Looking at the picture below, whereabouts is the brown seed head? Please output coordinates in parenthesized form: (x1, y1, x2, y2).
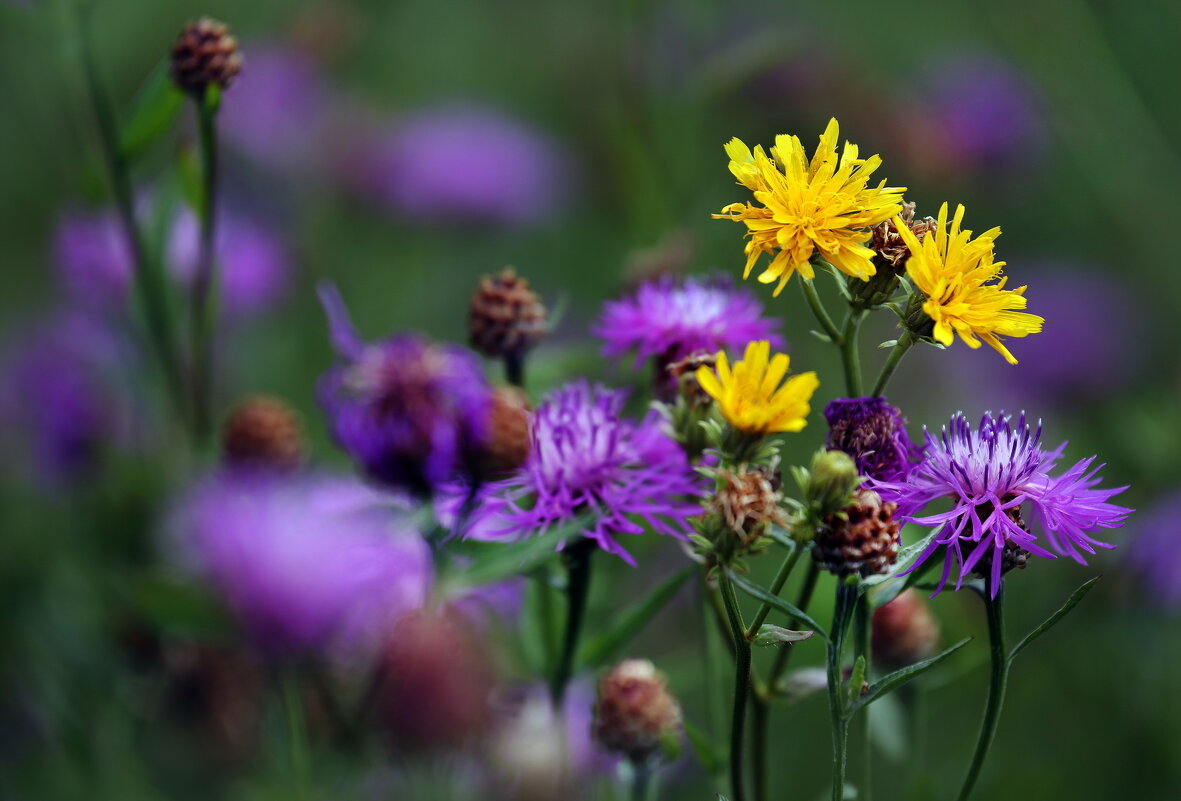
(710, 464, 790, 546)
(171, 18, 242, 94)
(593, 659, 683, 762)
(813, 488, 901, 577)
(468, 268, 548, 359)
(221, 395, 303, 472)
(872, 589, 941, 671)
(476, 386, 533, 478)
(870, 201, 937, 275)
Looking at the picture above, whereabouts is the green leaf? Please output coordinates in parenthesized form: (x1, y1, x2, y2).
(1008, 576, 1101, 664)
(865, 527, 939, 608)
(878, 339, 898, 349)
(445, 515, 592, 589)
(684, 720, 725, 777)
(128, 573, 231, 641)
(809, 329, 834, 344)
(766, 526, 797, 551)
(846, 654, 868, 705)
(727, 570, 829, 641)
(848, 637, 971, 714)
(577, 568, 691, 668)
(119, 61, 184, 161)
(752, 623, 814, 647)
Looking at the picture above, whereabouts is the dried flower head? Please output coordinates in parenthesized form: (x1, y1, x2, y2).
(475, 386, 532, 479)
(711, 464, 790, 546)
(870, 201, 937, 274)
(221, 395, 303, 472)
(468, 268, 548, 360)
(171, 18, 242, 94)
(813, 488, 901, 577)
(593, 659, 683, 762)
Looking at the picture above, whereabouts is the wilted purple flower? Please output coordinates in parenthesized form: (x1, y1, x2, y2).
(1125, 491, 1181, 610)
(317, 282, 492, 496)
(171, 471, 431, 656)
(825, 396, 923, 482)
(355, 103, 569, 228)
(593, 274, 784, 373)
(470, 381, 700, 563)
(875, 412, 1132, 596)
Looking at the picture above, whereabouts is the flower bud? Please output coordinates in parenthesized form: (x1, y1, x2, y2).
(825, 397, 922, 482)
(872, 589, 940, 671)
(593, 659, 682, 763)
(171, 18, 242, 94)
(220, 395, 304, 472)
(468, 268, 548, 361)
(474, 386, 532, 479)
(813, 488, 901, 577)
(803, 449, 861, 518)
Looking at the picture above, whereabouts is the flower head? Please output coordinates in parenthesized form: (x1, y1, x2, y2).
(469, 381, 701, 563)
(594, 275, 784, 372)
(696, 340, 819, 436)
(825, 396, 923, 482)
(593, 659, 683, 763)
(875, 412, 1132, 596)
(896, 202, 1042, 364)
(714, 118, 906, 294)
(317, 283, 491, 496)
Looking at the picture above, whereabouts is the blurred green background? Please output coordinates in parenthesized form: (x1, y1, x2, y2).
(1, 0, 1179, 799)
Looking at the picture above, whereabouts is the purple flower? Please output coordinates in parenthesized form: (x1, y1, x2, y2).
(1125, 491, 1181, 610)
(317, 282, 492, 496)
(875, 412, 1132, 596)
(470, 381, 701, 563)
(825, 396, 923, 482)
(352, 103, 570, 228)
(52, 208, 133, 309)
(170, 471, 431, 657)
(593, 275, 784, 372)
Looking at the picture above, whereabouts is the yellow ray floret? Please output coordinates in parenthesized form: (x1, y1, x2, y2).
(893, 202, 1043, 365)
(696, 341, 820, 436)
(714, 118, 906, 296)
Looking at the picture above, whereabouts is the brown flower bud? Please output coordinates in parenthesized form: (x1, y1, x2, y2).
(593, 659, 682, 763)
(220, 395, 304, 472)
(171, 18, 242, 94)
(813, 488, 901, 577)
(468, 268, 548, 360)
(666, 351, 716, 409)
(710, 464, 789, 547)
(870, 201, 937, 275)
(872, 589, 940, 671)
(476, 386, 532, 478)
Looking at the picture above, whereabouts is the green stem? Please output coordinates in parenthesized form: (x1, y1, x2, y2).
(534, 571, 559, 676)
(956, 579, 1008, 801)
(550, 539, 595, 707)
(190, 97, 220, 442)
(827, 582, 859, 801)
(801, 279, 842, 342)
(77, 5, 185, 418)
(853, 593, 872, 801)
(281, 671, 309, 799)
(719, 571, 752, 801)
(839, 311, 865, 397)
(631, 758, 655, 801)
(745, 544, 804, 637)
(871, 330, 914, 397)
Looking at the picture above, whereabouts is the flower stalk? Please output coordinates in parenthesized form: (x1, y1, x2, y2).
(190, 92, 221, 441)
(871, 330, 914, 397)
(826, 581, 859, 801)
(956, 578, 1009, 801)
(550, 539, 596, 706)
(718, 570, 752, 801)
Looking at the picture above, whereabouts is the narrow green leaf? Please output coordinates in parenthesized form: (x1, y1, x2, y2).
(752, 623, 814, 647)
(727, 570, 829, 641)
(809, 329, 834, 344)
(878, 339, 899, 349)
(577, 568, 691, 668)
(684, 720, 725, 777)
(849, 637, 971, 714)
(866, 527, 939, 608)
(447, 515, 592, 589)
(119, 61, 184, 161)
(846, 654, 868, 705)
(766, 526, 797, 551)
(1008, 576, 1101, 664)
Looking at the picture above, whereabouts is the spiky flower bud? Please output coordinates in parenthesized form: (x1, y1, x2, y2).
(711, 464, 789, 547)
(468, 268, 548, 361)
(170, 18, 242, 94)
(872, 589, 940, 671)
(593, 659, 682, 763)
(221, 395, 303, 472)
(813, 488, 901, 577)
(475, 386, 532, 479)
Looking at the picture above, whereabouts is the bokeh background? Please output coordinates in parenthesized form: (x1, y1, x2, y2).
(1, 0, 1179, 799)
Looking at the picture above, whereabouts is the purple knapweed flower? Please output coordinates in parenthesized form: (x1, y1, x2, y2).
(170, 471, 431, 657)
(593, 274, 784, 375)
(874, 412, 1132, 596)
(1125, 491, 1181, 610)
(354, 103, 570, 228)
(317, 282, 492, 496)
(470, 381, 701, 563)
(825, 396, 923, 483)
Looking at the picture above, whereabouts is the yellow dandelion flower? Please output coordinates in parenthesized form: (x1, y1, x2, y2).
(894, 202, 1043, 365)
(714, 118, 906, 296)
(696, 341, 819, 436)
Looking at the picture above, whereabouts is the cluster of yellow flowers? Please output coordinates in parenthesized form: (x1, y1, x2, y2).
(700, 117, 1044, 435)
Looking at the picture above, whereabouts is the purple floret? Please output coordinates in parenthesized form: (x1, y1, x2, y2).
(825, 396, 923, 483)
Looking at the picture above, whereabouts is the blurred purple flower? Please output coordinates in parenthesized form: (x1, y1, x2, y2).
(1126, 491, 1181, 609)
(594, 274, 784, 371)
(470, 381, 701, 564)
(171, 471, 431, 657)
(53, 208, 133, 309)
(317, 282, 492, 496)
(353, 103, 569, 228)
(875, 412, 1132, 596)
(825, 396, 922, 483)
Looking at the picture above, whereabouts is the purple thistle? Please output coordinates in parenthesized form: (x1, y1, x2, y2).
(874, 412, 1132, 596)
(170, 471, 431, 657)
(1125, 491, 1181, 610)
(470, 381, 701, 564)
(317, 282, 492, 496)
(594, 275, 784, 372)
(825, 396, 923, 483)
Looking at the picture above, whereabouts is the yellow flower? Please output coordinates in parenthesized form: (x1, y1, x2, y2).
(894, 202, 1043, 364)
(696, 341, 819, 436)
(714, 118, 906, 296)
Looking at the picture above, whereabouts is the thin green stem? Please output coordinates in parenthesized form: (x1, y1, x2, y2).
(281, 671, 309, 799)
(745, 544, 804, 637)
(871, 330, 914, 397)
(827, 582, 858, 801)
(190, 97, 220, 441)
(956, 580, 1008, 801)
(839, 311, 865, 397)
(630, 758, 655, 801)
(853, 594, 872, 801)
(550, 540, 595, 707)
(801, 279, 842, 342)
(534, 571, 559, 676)
(719, 571, 752, 801)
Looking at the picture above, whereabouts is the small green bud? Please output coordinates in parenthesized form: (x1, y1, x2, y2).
(804, 449, 861, 518)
